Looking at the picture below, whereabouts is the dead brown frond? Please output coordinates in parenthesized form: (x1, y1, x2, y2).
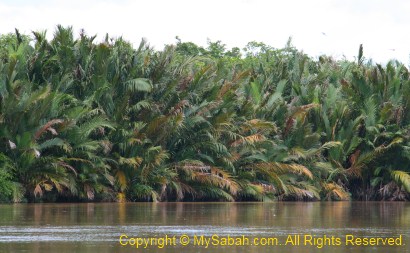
(168, 100, 189, 116)
(56, 161, 77, 176)
(253, 162, 313, 180)
(322, 182, 350, 200)
(345, 150, 363, 177)
(291, 103, 319, 122)
(286, 184, 319, 200)
(84, 184, 95, 200)
(217, 81, 233, 100)
(230, 134, 265, 147)
(175, 162, 239, 196)
(35, 119, 64, 139)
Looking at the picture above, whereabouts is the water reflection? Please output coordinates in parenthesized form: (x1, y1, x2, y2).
(0, 202, 409, 253)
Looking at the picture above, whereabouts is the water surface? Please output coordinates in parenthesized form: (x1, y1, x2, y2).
(0, 202, 409, 252)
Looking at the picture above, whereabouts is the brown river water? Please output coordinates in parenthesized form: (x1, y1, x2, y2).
(0, 202, 409, 253)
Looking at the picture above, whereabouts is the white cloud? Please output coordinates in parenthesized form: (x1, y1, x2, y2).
(0, 0, 409, 64)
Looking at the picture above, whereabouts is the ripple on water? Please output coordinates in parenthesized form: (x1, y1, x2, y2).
(0, 225, 408, 242)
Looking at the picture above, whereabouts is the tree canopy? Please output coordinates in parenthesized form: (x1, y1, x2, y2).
(1, 26, 410, 202)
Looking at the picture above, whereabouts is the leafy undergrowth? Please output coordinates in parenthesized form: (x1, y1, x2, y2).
(0, 28, 410, 202)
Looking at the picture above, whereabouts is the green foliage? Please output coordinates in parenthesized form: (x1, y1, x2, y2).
(0, 29, 31, 61)
(0, 167, 13, 201)
(1, 27, 410, 202)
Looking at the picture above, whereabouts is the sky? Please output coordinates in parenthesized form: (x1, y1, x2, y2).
(1, 0, 409, 64)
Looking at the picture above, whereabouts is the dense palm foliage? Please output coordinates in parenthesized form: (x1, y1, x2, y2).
(1, 27, 410, 202)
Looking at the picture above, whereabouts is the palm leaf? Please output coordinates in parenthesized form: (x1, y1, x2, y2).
(124, 78, 152, 93)
(391, 170, 410, 192)
(322, 182, 350, 200)
(253, 162, 313, 179)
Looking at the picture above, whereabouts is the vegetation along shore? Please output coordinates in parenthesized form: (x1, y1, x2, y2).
(1, 26, 410, 203)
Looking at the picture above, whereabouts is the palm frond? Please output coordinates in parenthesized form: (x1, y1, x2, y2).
(124, 78, 152, 93)
(391, 170, 410, 192)
(322, 182, 350, 200)
(253, 162, 313, 179)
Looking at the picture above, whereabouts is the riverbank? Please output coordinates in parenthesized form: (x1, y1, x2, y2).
(1, 27, 410, 203)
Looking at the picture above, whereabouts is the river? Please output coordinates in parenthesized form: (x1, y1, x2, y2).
(0, 202, 409, 252)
